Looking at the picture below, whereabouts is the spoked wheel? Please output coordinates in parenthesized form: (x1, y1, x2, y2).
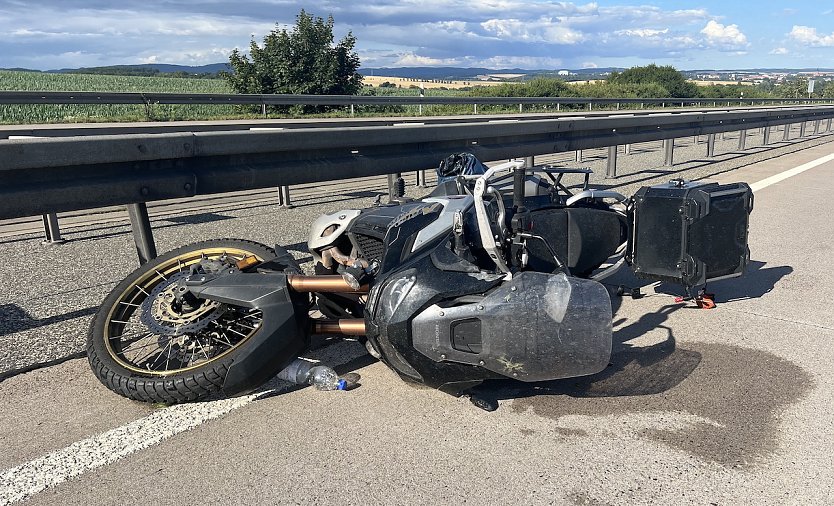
(88, 239, 283, 403)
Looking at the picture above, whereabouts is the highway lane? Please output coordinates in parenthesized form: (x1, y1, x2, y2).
(1, 140, 834, 504)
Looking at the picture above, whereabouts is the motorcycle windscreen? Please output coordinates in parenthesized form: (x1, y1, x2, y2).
(411, 271, 612, 381)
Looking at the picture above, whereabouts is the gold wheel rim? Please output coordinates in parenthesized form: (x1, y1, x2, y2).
(104, 247, 267, 376)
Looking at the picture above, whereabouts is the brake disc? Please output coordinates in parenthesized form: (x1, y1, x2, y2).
(140, 271, 226, 336)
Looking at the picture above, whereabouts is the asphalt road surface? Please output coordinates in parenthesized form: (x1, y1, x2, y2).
(1, 134, 834, 505)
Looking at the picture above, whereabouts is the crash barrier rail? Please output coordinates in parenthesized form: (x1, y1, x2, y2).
(1, 105, 821, 140)
(1, 90, 833, 117)
(2, 104, 834, 263)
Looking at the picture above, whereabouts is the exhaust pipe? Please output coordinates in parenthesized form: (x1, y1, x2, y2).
(311, 318, 366, 336)
(287, 275, 369, 293)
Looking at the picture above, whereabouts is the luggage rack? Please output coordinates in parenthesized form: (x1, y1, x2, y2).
(464, 161, 592, 196)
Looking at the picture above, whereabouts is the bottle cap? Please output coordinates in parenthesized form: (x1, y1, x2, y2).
(336, 379, 348, 391)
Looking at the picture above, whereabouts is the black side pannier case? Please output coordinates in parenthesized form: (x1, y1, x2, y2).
(627, 179, 753, 287)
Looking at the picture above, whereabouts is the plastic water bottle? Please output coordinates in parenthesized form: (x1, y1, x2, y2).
(275, 358, 347, 391)
(306, 365, 347, 391)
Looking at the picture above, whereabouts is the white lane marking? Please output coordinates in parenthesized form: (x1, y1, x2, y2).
(0, 342, 362, 505)
(0, 393, 258, 505)
(750, 152, 834, 193)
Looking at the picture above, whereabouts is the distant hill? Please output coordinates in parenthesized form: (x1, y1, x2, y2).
(686, 67, 834, 73)
(359, 66, 626, 80)
(0, 67, 43, 72)
(44, 63, 230, 77)
(360, 67, 528, 79)
(0, 64, 619, 81)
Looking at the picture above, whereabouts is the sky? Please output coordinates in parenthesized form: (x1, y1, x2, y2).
(0, 1, 833, 71)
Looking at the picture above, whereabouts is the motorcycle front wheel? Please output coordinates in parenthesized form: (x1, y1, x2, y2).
(87, 239, 284, 403)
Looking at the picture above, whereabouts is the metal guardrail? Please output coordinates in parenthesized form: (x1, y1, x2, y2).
(0, 91, 831, 108)
(0, 105, 817, 139)
(2, 104, 834, 262)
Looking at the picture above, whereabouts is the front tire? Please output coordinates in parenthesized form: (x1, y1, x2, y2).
(87, 239, 283, 403)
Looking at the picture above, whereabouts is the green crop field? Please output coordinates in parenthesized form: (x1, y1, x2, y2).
(2, 69, 737, 125)
(0, 70, 503, 124)
(0, 70, 240, 124)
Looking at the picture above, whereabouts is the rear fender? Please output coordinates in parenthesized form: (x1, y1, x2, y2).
(187, 272, 309, 395)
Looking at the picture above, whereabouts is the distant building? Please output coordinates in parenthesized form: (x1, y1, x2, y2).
(557, 70, 570, 76)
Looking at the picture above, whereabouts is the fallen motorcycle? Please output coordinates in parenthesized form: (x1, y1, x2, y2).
(87, 156, 752, 404)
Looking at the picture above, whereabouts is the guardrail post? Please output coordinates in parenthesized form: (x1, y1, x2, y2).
(640, 102, 644, 109)
(41, 213, 66, 244)
(261, 104, 267, 118)
(350, 104, 355, 118)
(556, 103, 560, 111)
(142, 97, 153, 121)
(800, 122, 807, 137)
(588, 102, 592, 111)
(738, 130, 747, 150)
(126, 203, 157, 265)
(827, 118, 832, 132)
(474, 103, 478, 114)
(524, 156, 535, 168)
(277, 186, 293, 208)
(763, 126, 771, 145)
(519, 103, 523, 113)
(606, 146, 618, 178)
(624, 144, 631, 155)
(388, 173, 405, 201)
(783, 124, 791, 141)
(416, 170, 428, 188)
(575, 150, 583, 162)
(814, 120, 821, 134)
(706, 134, 716, 157)
(662, 139, 674, 166)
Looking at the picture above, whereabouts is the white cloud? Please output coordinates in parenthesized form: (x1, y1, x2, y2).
(480, 18, 585, 44)
(392, 52, 460, 66)
(700, 20, 748, 49)
(479, 55, 563, 68)
(614, 28, 669, 38)
(789, 25, 834, 47)
(581, 61, 598, 68)
(387, 52, 563, 69)
(0, 1, 788, 70)
(769, 47, 789, 55)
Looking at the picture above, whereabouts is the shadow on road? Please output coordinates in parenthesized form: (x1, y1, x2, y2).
(0, 304, 96, 337)
(469, 258, 805, 465)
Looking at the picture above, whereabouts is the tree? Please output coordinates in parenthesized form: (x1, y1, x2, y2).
(223, 10, 362, 101)
(608, 64, 698, 98)
(776, 78, 809, 99)
(821, 81, 834, 99)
